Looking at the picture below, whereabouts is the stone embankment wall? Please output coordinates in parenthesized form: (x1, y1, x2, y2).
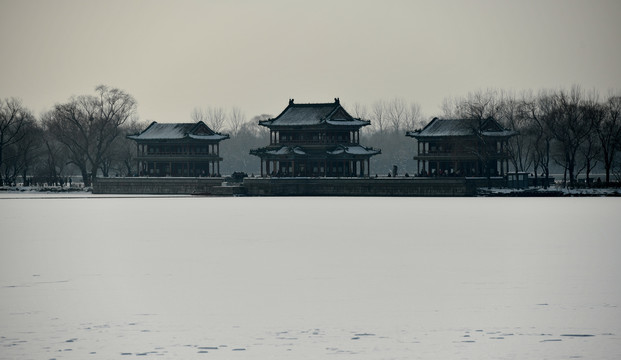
(94, 177, 479, 196)
(93, 177, 224, 195)
(243, 178, 476, 196)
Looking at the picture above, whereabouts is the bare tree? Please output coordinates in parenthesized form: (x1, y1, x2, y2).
(38, 114, 69, 186)
(219, 114, 272, 175)
(499, 91, 533, 173)
(14, 117, 43, 185)
(443, 89, 504, 120)
(387, 97, 407, 133)
(44, 85, 137, 186)
(191, 107, 205, 123)
(546, 87, 593, 187)
(250, 114, 271, 138)
(227, 106, 246, 137)
(371, 100, 386, 134)
(404, 101, 425, 131)
(192, 106, 227, 132)
(596, 94, 621, 183)
(350, 102, 368, 120)
(520, 91, 555, 188)
(441, 96, 459, 118)
(577, 95, 605, 185)
(0, 98, 33, 185)
(100, 117, 148, 177)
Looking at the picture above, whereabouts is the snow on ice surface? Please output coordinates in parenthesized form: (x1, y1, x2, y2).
(1, 196, 620, 359)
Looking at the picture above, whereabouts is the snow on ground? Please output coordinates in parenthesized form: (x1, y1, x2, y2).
(479, 185, 621, 196)
(1, 196, 620, 359)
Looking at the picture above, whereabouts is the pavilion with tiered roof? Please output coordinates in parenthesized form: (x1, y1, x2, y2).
(250, 98, 380, 177)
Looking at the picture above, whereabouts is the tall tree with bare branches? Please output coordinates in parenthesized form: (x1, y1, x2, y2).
(596, 95, 621, 183)
(43, 85, 137, 186)
(0, 98, 34, 185)
(387, 97, 407, 133)
(192, 106, 227, 132)
(371, 100, 386, 134)
(546, 87, 594, 187)
(227, 106, 246, 137)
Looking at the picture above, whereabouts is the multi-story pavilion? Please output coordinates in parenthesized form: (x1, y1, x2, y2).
(406, 117, 517, 177)
(250, 98, 380, 177)
(128, 121, 229, 177)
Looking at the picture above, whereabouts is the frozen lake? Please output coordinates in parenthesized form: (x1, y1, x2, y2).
(1, 195, 620, 359)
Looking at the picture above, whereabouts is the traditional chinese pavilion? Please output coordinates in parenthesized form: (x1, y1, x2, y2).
(250, 99, 380, 177)
(128, 121, 229, 177)
(406, 117, 517, 177)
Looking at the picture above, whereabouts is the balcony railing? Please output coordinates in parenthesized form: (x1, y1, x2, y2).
(137, 153, 221, 159)
(273, 139, 358, 145)
(418, 149, 510, 156)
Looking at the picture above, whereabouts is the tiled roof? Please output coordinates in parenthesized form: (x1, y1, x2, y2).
(406, 117, 517, 138)
(259, 99, 370, 127)
(327, 145, 381, 156)
(250, 145, 380, 157)
(127, 121, 229, 141)
(265, 146, 307, 156)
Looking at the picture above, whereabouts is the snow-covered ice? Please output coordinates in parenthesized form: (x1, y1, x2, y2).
(1, 195, 620, 359)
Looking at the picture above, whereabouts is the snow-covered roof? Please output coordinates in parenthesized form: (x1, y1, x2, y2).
(251, 144, 380, 158)
(265, 146, 307, 156)
(189, 134, 230, 141)
(406, 117, 517, 138)
(327, 145, 381, 156)
(127, 121, 229, 141)
(259, 99, 370, 128)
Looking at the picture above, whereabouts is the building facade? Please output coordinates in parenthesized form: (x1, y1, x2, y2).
(250, 99, 380, 177)
(406, 117, 517, 177)
(128, 121, 229, 177)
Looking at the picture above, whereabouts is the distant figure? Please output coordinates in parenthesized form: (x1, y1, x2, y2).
(392, 165, 398, 177)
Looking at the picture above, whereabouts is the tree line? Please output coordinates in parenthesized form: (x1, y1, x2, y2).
(439, 87, 621, 187)
(1, 85, 620, 187)
(0, 86, 141, 187)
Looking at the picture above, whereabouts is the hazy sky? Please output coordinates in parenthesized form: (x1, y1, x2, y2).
(1, 0, 620, 123)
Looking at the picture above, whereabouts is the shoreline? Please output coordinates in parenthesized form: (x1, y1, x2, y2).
(3, 184, 621, 197)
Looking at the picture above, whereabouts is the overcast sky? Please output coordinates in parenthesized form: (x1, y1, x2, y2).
(1, 0, 620, 123)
